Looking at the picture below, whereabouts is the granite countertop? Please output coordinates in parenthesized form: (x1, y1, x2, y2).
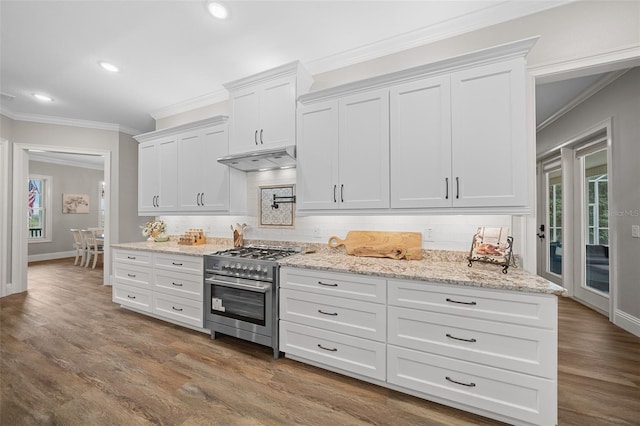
(110, 239, 566, 296)
(110, 239, 232, 256)
(279, 247, 567, 296)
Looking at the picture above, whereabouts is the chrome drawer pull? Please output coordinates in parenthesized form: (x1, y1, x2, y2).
(127, 256, 136, 259)
(172, 262, 183, 266)
(127, 273, 136, 278)
(127, 295, 136, 299)
(446, 333, 477, 343)
(172, 282, 183, 287)
(446, 376, 476, 387)
(172, 306, 183, 312)
(318, 281, 338, 287)
(318, 310, 338, 316)
(317, 344, 338, 352)
(446, 298, 476, 306)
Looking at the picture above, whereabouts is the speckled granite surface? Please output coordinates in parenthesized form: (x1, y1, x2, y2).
(110, 238, 232, 256)
(110, 239, 566, 296)
(279, 246, 567, 296)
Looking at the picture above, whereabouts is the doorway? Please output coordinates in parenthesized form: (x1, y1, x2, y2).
(536, 124, 613, 316)
(11, 144, 112, 295)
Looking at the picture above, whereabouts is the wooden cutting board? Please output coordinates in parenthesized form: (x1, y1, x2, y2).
(328, 231, 422, 260)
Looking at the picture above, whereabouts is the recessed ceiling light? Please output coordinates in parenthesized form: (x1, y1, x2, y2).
(98, 61, 120, 73)
(33, 93, 53, 102)
(206, 1, 229, 20)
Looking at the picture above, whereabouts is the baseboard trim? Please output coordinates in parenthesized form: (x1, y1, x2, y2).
(614, 309, 640, 338)
(28, 251, 76, 263)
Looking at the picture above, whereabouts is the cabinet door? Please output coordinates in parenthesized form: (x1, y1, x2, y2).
(178, 131, 202, 210)
(138, 141, 160, 213)
(259, 76, 296, 149)
(229, 87, 260, 154)
(450, 58, 527, 207)
(200, 126, 229, 211)
(178, 126, 229, 212)
(297, 100, 339, 210)
(390, 76, 452, 208)
(157, 138, 178, 211)
(338, 89, 390, 209)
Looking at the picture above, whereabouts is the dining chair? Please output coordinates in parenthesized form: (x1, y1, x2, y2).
(70, 229, 85, 266)
(81, 229, 104, 269)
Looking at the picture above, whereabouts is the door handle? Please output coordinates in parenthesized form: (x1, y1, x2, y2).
(340, 184, 344, 203)
(333, 185, 337, 203)
(200, 192, 205, 206)
(260, 129, 263, 144)
(254, 130, 258, 145)
(537, 224, 545, 239)
(455, 177, 460, 199)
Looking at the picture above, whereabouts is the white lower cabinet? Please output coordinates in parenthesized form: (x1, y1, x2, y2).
(280, 268, 558, 426)
(112, 249, 204, 329)
(387, 346, 556, 425)
(279, 267, 387, 381)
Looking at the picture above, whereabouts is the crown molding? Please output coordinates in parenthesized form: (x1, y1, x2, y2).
(0, 108, 142, 135)
(149, 89, 229, 120)
(304, 0, 572, 75)
(536, 69, 630, 132)
(29, 152, 104, 171)
(299, 36, 538, 104)
(134, 115, 228, 142)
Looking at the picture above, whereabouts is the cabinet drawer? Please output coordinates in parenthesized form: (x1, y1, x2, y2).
(280, 321, 386, 381)
(154, 253, 203, 275)
(153, 293, 203, 328)
(154, 269, 203, 301)
(388, 279, 556, 329)
(388, 306, 555, 378)
(387, 346, 556, 426)
(280, 288, 386, 342)
(113, 263, 152, 289)
(113, 283, 152, 313)
(280, 268, 386, 303)
(112, 249, 151, 266)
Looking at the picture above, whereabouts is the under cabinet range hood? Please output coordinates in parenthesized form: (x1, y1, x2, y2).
(217, 145, 296, 172)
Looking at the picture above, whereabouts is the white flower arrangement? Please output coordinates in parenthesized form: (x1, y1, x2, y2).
(140, 219, 166, 237)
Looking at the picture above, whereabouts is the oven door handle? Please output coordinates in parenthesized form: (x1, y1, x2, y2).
(205, 277, 269, 293)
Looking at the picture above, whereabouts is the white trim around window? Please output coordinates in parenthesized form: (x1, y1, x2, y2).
(28, 174, 53, 243)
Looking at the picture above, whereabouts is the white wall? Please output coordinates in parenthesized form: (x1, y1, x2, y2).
(537, 67, 640, 327)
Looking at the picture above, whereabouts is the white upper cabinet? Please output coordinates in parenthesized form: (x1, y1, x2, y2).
(178, 124, 229, 212)
(450, 58, 527, 207)
(224, 61, 312, 154)
(298, 37, 536, 214)
(297, 90, 390, 211)
(297, 100, 339, 210)
(391, 58, 527, 209)
(138, 136, 178, 214)
(390, 75, 452, 208)
(338, 90, 390, 209)
(136, 116, 232, 215)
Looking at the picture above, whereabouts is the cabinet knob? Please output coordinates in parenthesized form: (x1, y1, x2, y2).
(260, 129, 263, 144)
(254, 130, 258, 145)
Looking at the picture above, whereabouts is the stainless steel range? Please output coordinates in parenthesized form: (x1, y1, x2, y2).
(203, 245, 300, 358)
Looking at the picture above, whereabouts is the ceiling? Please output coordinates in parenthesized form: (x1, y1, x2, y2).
(1, 0, 570, 135)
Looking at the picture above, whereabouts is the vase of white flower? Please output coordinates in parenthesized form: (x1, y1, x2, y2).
(140, 220, 167, 241)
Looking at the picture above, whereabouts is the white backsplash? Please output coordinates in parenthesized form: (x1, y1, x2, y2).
(160, 169, 513, 252)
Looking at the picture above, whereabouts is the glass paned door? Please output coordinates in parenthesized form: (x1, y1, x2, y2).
(582, 149, 609, 294)
(547, 169, 563, 276)
(538, 157, 563, 285)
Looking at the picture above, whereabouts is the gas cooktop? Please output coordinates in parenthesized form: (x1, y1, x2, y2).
(210, 245, 301, 261)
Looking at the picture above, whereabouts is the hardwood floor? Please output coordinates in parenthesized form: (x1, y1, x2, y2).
(1, 258, 639, 425)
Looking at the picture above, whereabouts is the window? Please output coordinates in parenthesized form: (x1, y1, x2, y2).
(28, 175, 52, 242)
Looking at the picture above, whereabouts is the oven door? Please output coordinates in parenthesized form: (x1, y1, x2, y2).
(205, 275, 271, 327)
